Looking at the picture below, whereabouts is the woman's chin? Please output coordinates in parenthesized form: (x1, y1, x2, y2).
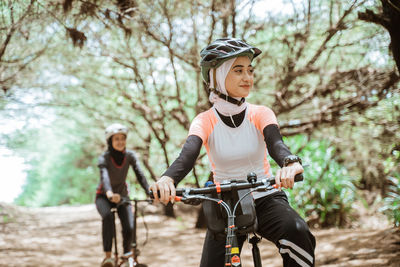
(232, 92, 249, 98)
(240, 91, 250, 98)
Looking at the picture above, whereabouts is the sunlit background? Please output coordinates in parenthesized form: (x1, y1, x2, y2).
(0, 148, 26, 203)
(0, 0, 291, 204)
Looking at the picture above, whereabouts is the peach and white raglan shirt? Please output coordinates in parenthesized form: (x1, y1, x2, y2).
(188, 103, 279, 198)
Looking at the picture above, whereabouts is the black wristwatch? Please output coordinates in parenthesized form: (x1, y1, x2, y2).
(283, 155, 302, 167)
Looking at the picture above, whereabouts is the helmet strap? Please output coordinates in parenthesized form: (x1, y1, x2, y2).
(208, 68, 245, 106)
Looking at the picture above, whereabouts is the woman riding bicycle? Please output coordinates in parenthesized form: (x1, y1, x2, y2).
(150, 38, 316, 267)
(96, 123, 150, 267)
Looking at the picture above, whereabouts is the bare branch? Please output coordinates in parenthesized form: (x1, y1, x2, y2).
(230, 0, 236, 37)
(305, 2, 356, 68)
(280, 69, 400, 136)
(0, 0, 36, 60)
(207, 0, 217, 44)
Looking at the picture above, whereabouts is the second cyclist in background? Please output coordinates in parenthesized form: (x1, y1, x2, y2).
(96, 123, 150, 267)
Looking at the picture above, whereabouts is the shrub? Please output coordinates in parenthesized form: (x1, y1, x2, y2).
(282, 136, 357, 228)
(380, 175, 400, 227)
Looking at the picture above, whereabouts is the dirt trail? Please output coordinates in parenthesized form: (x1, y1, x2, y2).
(0, 202, 399, 267)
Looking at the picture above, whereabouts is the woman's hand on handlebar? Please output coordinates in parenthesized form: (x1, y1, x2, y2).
(149, 176, 176, 205)
(106, 190, 121, 203)
(275, 162, 304, 190)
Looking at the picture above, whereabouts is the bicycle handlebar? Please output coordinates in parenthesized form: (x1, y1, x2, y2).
(148, 172, 303, 267)
(116, 197, 153, 207)
(149, 172, 303, 201)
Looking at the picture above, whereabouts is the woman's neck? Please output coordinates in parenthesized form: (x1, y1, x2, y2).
(215, 108, 246, 128)
(108, 146, 126, 166)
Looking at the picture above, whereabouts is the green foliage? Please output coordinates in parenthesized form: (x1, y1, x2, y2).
(282, 135, 357, 227)
(380, 175, 400, 227)
(2, 215, 9, 224)
(320, 94, 400, 190)
(13, 115, 101, 207)
(0, 205, 9, 223)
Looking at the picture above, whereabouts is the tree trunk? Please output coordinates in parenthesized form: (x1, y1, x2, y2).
(358, 0, 400, 72)
(383, 0, 400, 72)
(164, 202, 175, 218)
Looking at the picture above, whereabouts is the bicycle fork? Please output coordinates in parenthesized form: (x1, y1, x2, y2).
(225, 215, 241, 267)
(224, 216, 263, 267)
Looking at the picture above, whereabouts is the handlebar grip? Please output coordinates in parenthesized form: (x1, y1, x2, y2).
(267, 173, 304, 185)
(296, 173, 304, 182)
(148, 190, 182, 202)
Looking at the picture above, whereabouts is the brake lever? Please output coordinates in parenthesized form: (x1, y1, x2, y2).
(253, 179, 276, 192)
(254, 185, 268, 192)
(181, 194, 202, 206)
(254, 184, 275, 192)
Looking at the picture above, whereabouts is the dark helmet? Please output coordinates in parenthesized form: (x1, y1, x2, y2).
(200, 38, 262, 83)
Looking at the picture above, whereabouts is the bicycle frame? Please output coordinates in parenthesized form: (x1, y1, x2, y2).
(175, 177, 264, 267)
(151, 172, 303, 267)
(109, 205, 123, 267)
(111, 198, 152, 267)
(132, 199, 151, 267)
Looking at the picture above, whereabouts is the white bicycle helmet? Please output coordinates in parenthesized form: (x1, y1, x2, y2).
(105, 123, 128, 141)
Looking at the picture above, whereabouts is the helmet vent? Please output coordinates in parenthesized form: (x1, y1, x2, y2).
(203, 54, 217, 61)
(207, 45, 219, 50)
(217, 46, 231, 53)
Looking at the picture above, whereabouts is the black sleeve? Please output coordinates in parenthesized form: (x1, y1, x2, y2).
(98, 154, 112, 193)
(130, 152, 151, 192)
(162, 135, 203, 185)
(263, 124, 292, 167)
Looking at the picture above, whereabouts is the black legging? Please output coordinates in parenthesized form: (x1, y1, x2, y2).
(200, 191, 316, 267)
(95, 194, 134, 254)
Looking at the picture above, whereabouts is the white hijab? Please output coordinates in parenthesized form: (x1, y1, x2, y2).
(209, 58, 248, 116)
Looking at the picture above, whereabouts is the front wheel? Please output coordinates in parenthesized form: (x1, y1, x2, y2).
(125, 257, 134, 267)
(125, 257, 147, 267)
